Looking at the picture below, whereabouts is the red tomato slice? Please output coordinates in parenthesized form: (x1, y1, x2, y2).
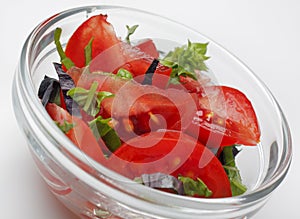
(63, 13, 171, 86)
(46, 103, 106, 164)
(135, 39, 159, 59)
(107, 131, 232, 198)
(76, 73, 196, 139)
(117, 57, 172, 88)
(186, 86, 260, 147)
(88, 41, 172, 87)
(64, 14, 120, 69)
(168, 75, 206, 93)
(66, 66, 85, 85)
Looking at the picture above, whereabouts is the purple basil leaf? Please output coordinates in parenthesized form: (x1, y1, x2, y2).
(141, 58, 159, 85)
(38, 76, 60, 106)
(140, 173, 184, 195)
(53, 63, 81, 117)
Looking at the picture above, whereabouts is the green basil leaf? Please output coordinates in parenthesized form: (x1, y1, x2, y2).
(55, 120, 75, 134)
(54, 28, 74, 70)
(67, 81, 114, 117)
(178, 176, 213, 197)
(84, 37, 94, 66)
(222, 146, 247, 196)
(161, 40, 209, 84)
(116, 68, 133, 79)
(89, 116, 121, 152)
(125, 24, 139, 44)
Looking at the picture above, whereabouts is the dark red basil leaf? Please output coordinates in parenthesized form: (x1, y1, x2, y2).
(38, 76, 60, 106)
(139, 173, 184, 195)
(141, 58, 159, 85)
(53, 62, 81, 117)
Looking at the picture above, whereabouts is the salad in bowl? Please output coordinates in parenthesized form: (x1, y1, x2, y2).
(13, 5, 291, 219)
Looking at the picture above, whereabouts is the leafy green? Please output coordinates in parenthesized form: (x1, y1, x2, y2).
(38, 76, 61, 107)
(93, 209, 111, 218)
(53, 63, 81, 117)
(84, 37, 94, 66)
(54, 28, 75, 70)
(161, 60, 197, 85)
(67, 81, 114, 117)
(134, 173, 213, 197)
(178, 176, 212, 197)
(222, 146, 247, 196)
(89, 116, 121, 152)
(134, 173, 184, 195)
(125, 24, 139, 44)
(142, 59, 159, 85)
(116, 68, 133, 79)
(55, 120, 75, 134)
(161, 40, 209, 84)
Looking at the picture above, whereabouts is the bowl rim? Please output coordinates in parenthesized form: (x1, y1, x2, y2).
(16, 4, 293, 213)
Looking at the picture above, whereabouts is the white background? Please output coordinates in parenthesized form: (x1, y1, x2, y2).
(1, 0, 299, 218)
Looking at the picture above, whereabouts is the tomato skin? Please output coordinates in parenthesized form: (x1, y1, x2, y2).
(108, 131, 232, 198)
(118, 57, 172, 88)
(66, 67, 260, 148)
(66, 66, 84, 85)
(76, 73, 196, 138)
(46, 103, 105, 164)
(88, 42, 172, 87)
(64, 14, 170, 87)
(186, 86, 260, 147)
(135, 39, 159, 59)
(174, 75, 206, 94)
(63, 13, 259, 152)
(65, 14, 120, 69)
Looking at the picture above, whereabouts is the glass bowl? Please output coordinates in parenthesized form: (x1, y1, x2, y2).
(12, 5, 292, 219)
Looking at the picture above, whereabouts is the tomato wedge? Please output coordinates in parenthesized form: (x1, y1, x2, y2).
(64, 14, 120, 69)
(76, 73, 196, 138)
(186, 86, 260, 147)
(88, 42, 171, 87)
(46, 103, 105, 163)
(135, 39, 159, 58)
(107, 131, 232, 198)
(63, 13, 259, 148)
(64, 14, 171, 87)
(67, 67, 259, 147)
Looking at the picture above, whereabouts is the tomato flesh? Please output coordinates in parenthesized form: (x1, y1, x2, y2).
(64, 14, 171, 86)
(186, 86, 260, 147)
(42, 13, 263, 200)
(46, 103, 105, 163)
(108, 131, 232, 198)
(135, 39, 159, 58)
(88, 42, 172, 87)
(76, 73, 196, 140)
(65, 14, 120, 69)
